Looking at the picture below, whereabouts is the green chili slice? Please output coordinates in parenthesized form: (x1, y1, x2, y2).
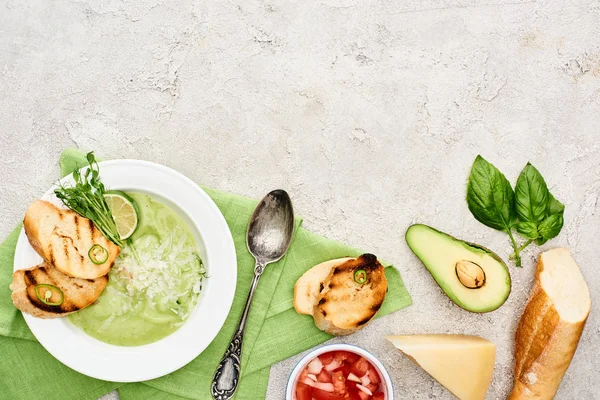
(89, 244, 109, 264)
(354, 269, 367, 284)
(35, 284, 64, 306)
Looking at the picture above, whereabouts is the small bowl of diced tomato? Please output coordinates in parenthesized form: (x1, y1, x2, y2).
(286, 344, 393, 400)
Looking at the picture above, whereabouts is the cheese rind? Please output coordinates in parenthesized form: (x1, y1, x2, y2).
(387, 334, 495, 400)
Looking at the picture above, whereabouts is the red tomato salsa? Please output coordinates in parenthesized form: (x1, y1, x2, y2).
(295, 350, 385, 400)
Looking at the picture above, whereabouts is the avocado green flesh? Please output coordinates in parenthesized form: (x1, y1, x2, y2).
(405, 224, 511, 313)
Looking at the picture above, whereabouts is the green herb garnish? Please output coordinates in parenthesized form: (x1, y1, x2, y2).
(466, 156, 564, 267)
(54, 152, 124, 247)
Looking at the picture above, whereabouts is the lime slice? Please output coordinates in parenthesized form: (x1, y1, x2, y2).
(104, 191, 139, 240)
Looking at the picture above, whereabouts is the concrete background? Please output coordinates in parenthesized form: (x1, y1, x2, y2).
(1, 0, 599, 399)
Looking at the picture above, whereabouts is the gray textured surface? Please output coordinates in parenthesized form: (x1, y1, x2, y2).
(1, 0, 599, 399)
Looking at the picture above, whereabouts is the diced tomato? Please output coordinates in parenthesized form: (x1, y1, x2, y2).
(347, 353, 361, 364)
(317, 370, 332, 383)
(350, 358, 370, 377)
(319, 352, 335, 365)
(347, 391, 362, 400)
(357, 391, 369, 400)
(372, 393, 385, 400)
(346, 386, 363, 400)
(298, 369, 309, 382)
(312, 388, 346, 400)
(295, 382, 312, 400)
(331, 370, 346, 395)
(366, 382, 378, 393)
(334, 351, 360, 364)
(333, 363, 351, 378)
(368, 367, 381, 384)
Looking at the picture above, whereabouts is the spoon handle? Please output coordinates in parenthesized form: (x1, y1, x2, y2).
(211, 262, 265, 400)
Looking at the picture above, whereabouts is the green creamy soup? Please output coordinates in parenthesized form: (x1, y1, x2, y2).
(69, 192, 206, 346)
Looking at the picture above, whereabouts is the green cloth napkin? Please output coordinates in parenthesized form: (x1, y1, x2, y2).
(0, 149, 412, 400)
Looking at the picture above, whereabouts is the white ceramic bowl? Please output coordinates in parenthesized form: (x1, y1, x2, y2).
(13, 159, 237, 382)
(286, 344, 394, 399)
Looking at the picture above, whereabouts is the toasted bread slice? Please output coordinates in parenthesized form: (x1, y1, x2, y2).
(509, 248, 591, 399)
(294, 257, 354, 315)
(313, 254, 387, 336)
(24, 200, 120, 279)
(10, 263, 108, 319)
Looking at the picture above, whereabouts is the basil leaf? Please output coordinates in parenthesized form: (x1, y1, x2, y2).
(537, 187, 565, 245)
(515, 221, 539, 239)
(515, 163, 549, 224)
(467, 155, 516, 232)
(536, 212, 564, 244)
(547, 192, 565, 215)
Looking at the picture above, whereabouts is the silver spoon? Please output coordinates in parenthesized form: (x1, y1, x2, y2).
(211, 189, 295, 400)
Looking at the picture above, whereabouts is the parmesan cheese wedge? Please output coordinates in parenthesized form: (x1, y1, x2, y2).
(387, 334, 495, 400)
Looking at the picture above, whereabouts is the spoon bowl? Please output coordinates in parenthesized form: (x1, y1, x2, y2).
(247, 189, 295, 265)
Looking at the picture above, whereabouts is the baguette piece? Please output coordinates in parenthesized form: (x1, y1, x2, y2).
(509, 248, 591, 399)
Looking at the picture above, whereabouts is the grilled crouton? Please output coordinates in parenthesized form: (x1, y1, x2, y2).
(10, 263, 108, 319)
(294, 257, 354, 315)
(23, 200, 120, 279)
(312, 254, 387, 336)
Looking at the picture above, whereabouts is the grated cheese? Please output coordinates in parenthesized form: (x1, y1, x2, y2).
(110, 227, 207, 321)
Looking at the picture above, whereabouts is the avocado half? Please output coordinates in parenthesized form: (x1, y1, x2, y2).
(405, 224, 511, 313)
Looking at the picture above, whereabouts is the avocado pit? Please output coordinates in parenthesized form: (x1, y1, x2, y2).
(455, 260, 486, 289)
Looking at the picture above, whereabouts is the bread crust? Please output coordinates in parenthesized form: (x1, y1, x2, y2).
(312, 254, 387, 336)
(509, 249, 591, 399)
(10, 263, 108, 319)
